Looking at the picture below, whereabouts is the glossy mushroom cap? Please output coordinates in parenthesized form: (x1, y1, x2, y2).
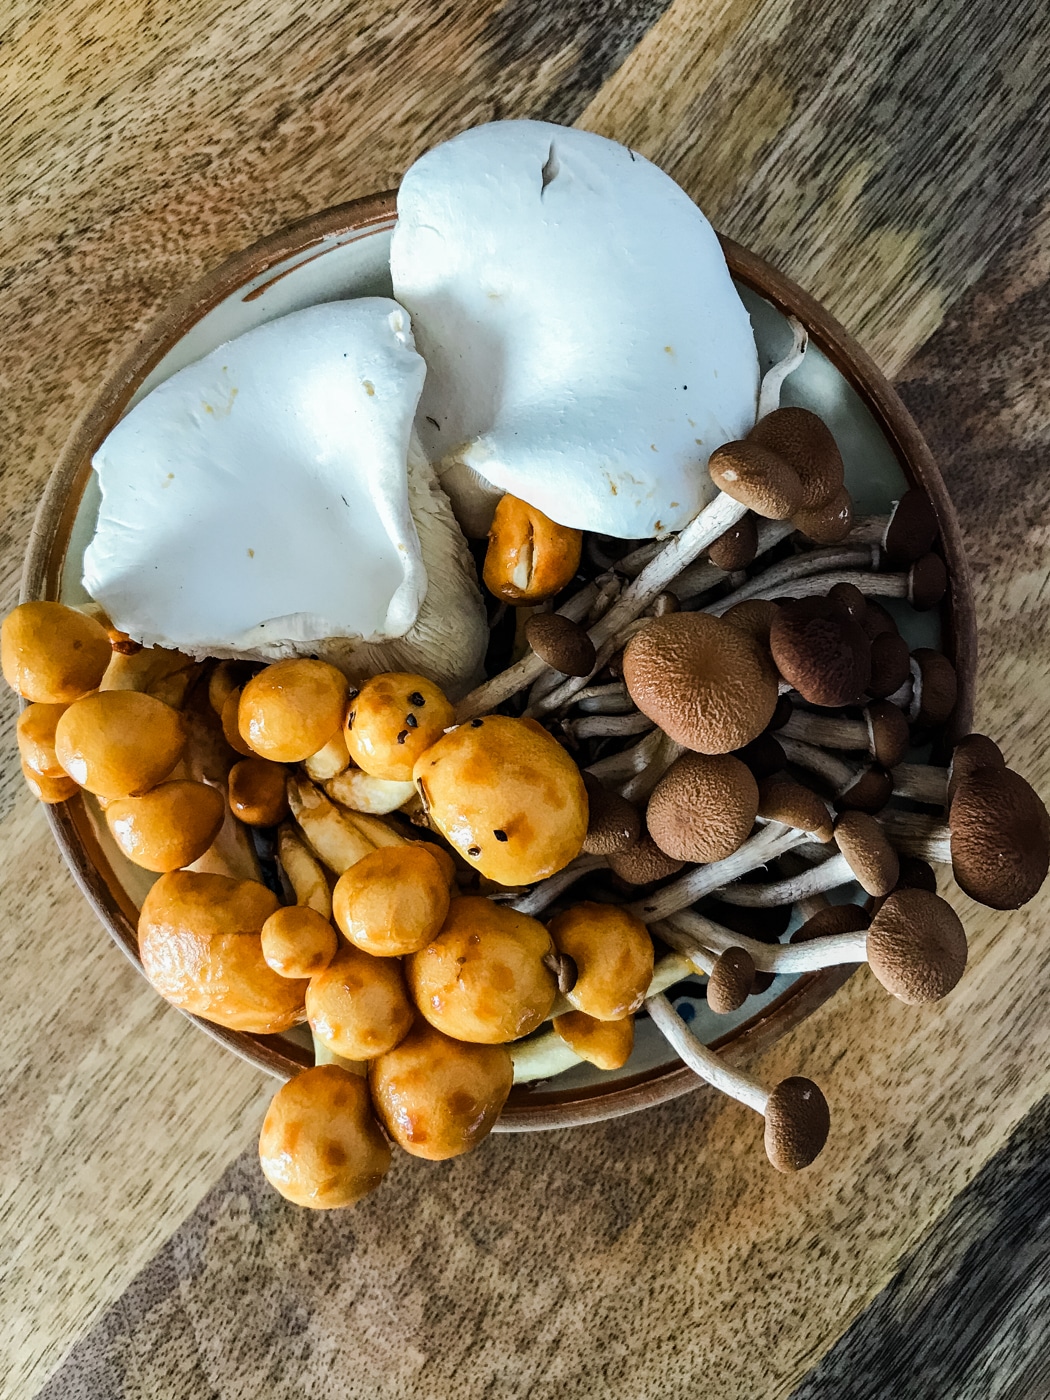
(882, 488, 939, 565)
(770, 597, 871, 707)
(909, 649, 957, 727)
(764, 1076, 830, 1172)
(483, 494, 583, 603)
(55, 690, 186, 798)
(948, 766, 1050, 909)
(866, 700, 910, 768)
(1, 601, 112, 704)
(105, 780, 225, 872)
(17, 702, 71, 787)
(306, 944, 414, 1060)
(708, 514, 759, 571)
(261, 905, 338, 979)
(707, 440, 803, 520)
(346, 672, 455, 783)
(748, 407, 844, 512)
(369, 1021, 513, 1160)
(549, 902, 654, 1021)
(138, 871, 306, 1033)
(757, 774, 834, 843)
(790, 902, 870, 943)
(607, 833, 684, 885)
(332, 844, 451, 956)
(239, 658, 349, 764)
(947, 733, 1004, 804)
(259, 1066, 390, 1209)
(834, 810, 899, 896)
(581, 773, 642, 855)
(647, 752, 758, 863)
(228, 757, 290, 827)
(624, 612, 778, 755)
(706, 947, 756, 1013)
(552, 1010, 635, 1070)
(866, 889, 967, 1003)
(525, 613, 596, 677)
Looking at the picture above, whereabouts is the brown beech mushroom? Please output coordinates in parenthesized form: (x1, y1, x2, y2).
(608, 832, 685, 886)
(306, 943, 414, 1059)
(892, 734, 1006, 815)
(707, 440, 804, 521)
(525, 612, 596, 677)
(138, 870, 306, 1032)
(748, 406, 844, 512)
(623, 612, 777, 754)
(777, 735, 892, 814)
(55, 690, 186, 798)
(880, 765, 1050, 909)
(548, 902, 654, 1021)
(779, 699, 910, 769)
(770, 597, 871, 707)
(646, 752, 759, 863)
(483, 494, 583, 603)
(552, 1010, 635, 1070)
(259, 1065, 390, 1209)
(369, 1022, 513, 1159)
(704, 946, 757, 1013)
(867, 631, 913, 699)
(581, 773, 642, 855)
(105, 780, 225, 872)
(792, 486, 853, 544)
(757, 775, 834, 844)
(239, 658, 349, 763)
(646, 992, 829, 1172)
(2, 601, 112, 704)
(886, 649, 959, 728)
(722, 597, 781, 648)
(715, 810, 898, 905)
(261, 905, 339, 979)
(708, 514, 759, 571)
(849, 488, 939, 565)
(715, 555, 947, 614)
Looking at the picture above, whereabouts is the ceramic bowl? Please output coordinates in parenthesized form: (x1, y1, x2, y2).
(22, 191, 975, 1130)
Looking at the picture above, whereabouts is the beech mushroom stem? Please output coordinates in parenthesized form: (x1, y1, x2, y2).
(646, 992, 769, 1112)
(779, 710, 870, 752)
(877, 809, 951, 862)
(658, 913, 865, 975)
(757, 317, 809, 420)
(891, 763, 949, 806)
(586, 724, 668, 784)
(671, 518, 795, 603)
(574, 682, 633, 714)
(778, 735, 858, 793)
(707, 545, 878, 615)
(619, 732, 686, 803)
(564, 712, 654, 740)
(511, 855, 609, 916)
(711, 850, 856, 905)
(704, 565, 935, 610)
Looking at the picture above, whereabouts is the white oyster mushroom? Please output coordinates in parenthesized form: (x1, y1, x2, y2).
(391, 119, 761, 539)
(83, 300, 487, 697)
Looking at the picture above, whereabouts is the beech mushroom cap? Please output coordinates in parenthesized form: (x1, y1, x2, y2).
(861, 600, 898, 641)
(792, 486, 853, 544)
(948, 765, 1050, 909)
(827, 582, 867, 621)
(910, 649, 958, 727)
(706, 946, 756, 1013)
(836, 764, 893, 815)
(623, 612, 778, 754)
(758, 774, 834, 842)
(867, 631, 912, 699)
(947, 733, 1004, 804)
(866, 700, 910, 768)
(764, 1076, 830, 1172)
(748, 407, 844, 511)
(866, 888, 967, 1003)
(608, 832, 684, 885)
(647, 752, 758, 863)
(581, 772, 642, 855)
(907, 553, 948, 611)
(834, 810, 899, 896)
(723, 597, 781, 648)
(707, 441, 803, 521)
(770, 598, 871, 707)
(708, 514, 759, 571)
(525, 612, 596, 677)
(882, 488, 939, 565)
(895, 854, 939, 893)
(736, 731, 787, 780)
(790, 902, 870, 943)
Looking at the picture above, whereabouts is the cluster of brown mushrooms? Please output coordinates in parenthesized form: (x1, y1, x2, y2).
(5, 398, 1049, 1202)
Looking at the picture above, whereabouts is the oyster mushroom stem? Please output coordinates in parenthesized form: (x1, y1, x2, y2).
(646, 992, 829, 1171)
(510, 855, 609, 916)
(707, 544, 879, 615)
(627, 821, 810, 923)
(714, 809, 898, 906)
(779, 701, 911, 769)
(756, 317, 809, 419)
(565, 712, 654, 740)
(705, 557, 948, 613)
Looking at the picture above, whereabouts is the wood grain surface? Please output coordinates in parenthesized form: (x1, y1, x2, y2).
(2, 0, 1050, 1396)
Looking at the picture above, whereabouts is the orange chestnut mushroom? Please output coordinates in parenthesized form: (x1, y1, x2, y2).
(306, 944, 414, 1060)
(548, 902, 654, 1021)
(552, 1010, 635, 1070)
(261, 905, 338, 979)
(2, 601, 112, 704)
(238, 659, 349, 763)
(55, 690, 186, 798)
(105, 779, 225, 871)
(332, 845, 451, 956)
(345, 672, 454, 782)
(483, 494, 583, 604)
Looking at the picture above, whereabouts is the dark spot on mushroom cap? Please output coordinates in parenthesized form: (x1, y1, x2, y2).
(707, 440, 803, 520)
(708, 513, 759, 571)
(470, 718, 484, 728)
(883, 488, 939, 565)
(735, 731, 787, 780)
(792, 485, 853, 544)
(624, 612, 778, 755)
(867, 888, 967, 1002)
(911, 649, 958, 728)
(706, 947, 756, 1014)
(770, 597, 871, 707)
(405, 713, 418, 728)
(948, 765, 1050, 909)
(790, 902, 870, 943)
(764, 1076, 830, 1171)
(493, 829, 508, 842)
(581, 773, 641, 855)
(834, 810, 899, 895)
(861, 599, 899, 641)
(866, 699, 910, 768)
(646, 752, 758, 863)
(525, 612, 596, 677)
(758, 774, 834, 842)
(947, 733, 1004, 805)
(835, 764, 892, 815)
(408, 691, 425, 707)
(749, 407, 844, 511)
(907, 552, 948, 611)
(867, 631, 911, 699)
(607, 832, 684, 886)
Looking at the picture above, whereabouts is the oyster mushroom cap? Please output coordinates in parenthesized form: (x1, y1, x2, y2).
(647, 752, 759, 863)
(866, 888, 967, 1003)
(624, 612, 778, 754)
(948, 766, 1050, 909)
(391, 119, 760, 539)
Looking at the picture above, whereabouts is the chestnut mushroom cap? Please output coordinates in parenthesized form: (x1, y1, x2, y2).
(866, 889, 967, 1004)
(1, 601, 112, 704)
(948, 766, 1050, 909)
(792, 486, 853, 545)
(54, 689, 186, 798)
(105, 779, 226, 872)
(947, 733, 1004, 804)
(834, 810, 900, 896)
(906, 553, 948, 611)
(866, 700, 911, 768)
(835, 764, 893, 815)
(907, 649, 958, 727)
(706, 946, 756, 1014)
(868, 632, 912, 699)
(770, 598, 871, 707)
(764, 1077, 831, 1173)
(647, 752, 759, 863)
(708, 513, 759, 571)
(722, 597, 781, 648)
(623, 612, 778, 755)
(549, 901, 654, 1021)
(524, 612, 596, 678)
(608, 832, 685, 885)
(707, 440, 803, 520)
(757, 774, 834, 843)
(748, 406, 844, 511)
(581, 773, 642, 855)
(882, 488, 939, 565)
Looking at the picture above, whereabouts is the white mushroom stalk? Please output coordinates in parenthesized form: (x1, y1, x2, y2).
(646, 992, 768, 1113)
(890, 763, 949, 806)
(671, 518, 794, 603)
(705, 545, 879, 616)
(564, 712, 654, 740)
(618, 732, 686, 803)
(510, 855, 608, 916)
(778, 735, 862, 793)
(574, 681, 634, 714)
(756, 317, 808, 419)
(876, 809, 951, 862)
(585, 724, 668, 785)
(709, 848, 862, 906)
(660, 912, 864, 975)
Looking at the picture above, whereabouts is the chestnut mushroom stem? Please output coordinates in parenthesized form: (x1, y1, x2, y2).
(711, 850, 865, 905)
(586, 724, 669, 785)
(574, 682, 634, 715)
(707, 545, 878, 615)
(757, 317, 809, 419)
(779, 702, 910, 770)
(510, 855, 608, 916)
(891, 763, 948, 806)
(565, 712, 654, 740)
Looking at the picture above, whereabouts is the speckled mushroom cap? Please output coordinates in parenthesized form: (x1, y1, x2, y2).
(947, 733, 1004, 804)
(748, 407, 844, 511)
(757, 774, 834, 843)
(866, 889, 967, 1003)
(909, 649, 958, 727)
(770, 597, 871, 707)
(706, 947, 756, 1013)
(647, 752, 759, 863)
(525, 612, 596, 677)
(707, 440, 803, 520)
(623, 613, 778, 754)
(763, 1076, 830, 1172)
(834, 810, 899, 896)
(792, 486, 853, 544)
(581, 773, 641, 855)
(607, 832, 684, 885)
(882, 488, 939, 565)
(865, 699, 910, 768)
(907, 553, 948, 611)
(948, 765, 1050, 909)
(790, 902, 870, 943)
(708, 514, 758, 571)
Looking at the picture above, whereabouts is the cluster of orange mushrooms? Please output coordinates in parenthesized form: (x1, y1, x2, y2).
(5, 405, 1049, 1203)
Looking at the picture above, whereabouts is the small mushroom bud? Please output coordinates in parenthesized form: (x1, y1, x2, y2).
(228, 757, 290, 827)
(887, 649, 958, 727)
(549, 902, 654, 1021)
(646, 752, 759, 863)
(259, 1065, 390, 1209)
(714, 809, 898, 906)
(861, 599, 898, 640)
(22, 762, 78, 803)
(17, 702, 73, 792)
(55, 690, 186, 798)
(770, 597, 871, 707)
(707, 440, 803, 520)
(525, 612, 596, 677)
(307, 943, 414, 1059)
(105, 779, 226, 872)
(552, 1010, 634, 1070)
(827, 581, 867, 620)
(778, 699, 910, 769)
(748, 406, 844, 511)
(947, 733, 1004, 804)
(483, 494, 583, 603)
(1, 601, 112, 704)
(708, 513, 759, 570)
(239, 659, 349, 764)
(581, 772, 641, 855)
(261, 905, 339, 978)
(904, 552, 948, 611)
(850, 488, 939, 565)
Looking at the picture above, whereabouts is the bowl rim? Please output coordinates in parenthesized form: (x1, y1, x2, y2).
(21, 189, 976, 1130)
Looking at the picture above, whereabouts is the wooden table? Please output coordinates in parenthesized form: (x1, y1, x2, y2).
(4, 2, 1050, 1395)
